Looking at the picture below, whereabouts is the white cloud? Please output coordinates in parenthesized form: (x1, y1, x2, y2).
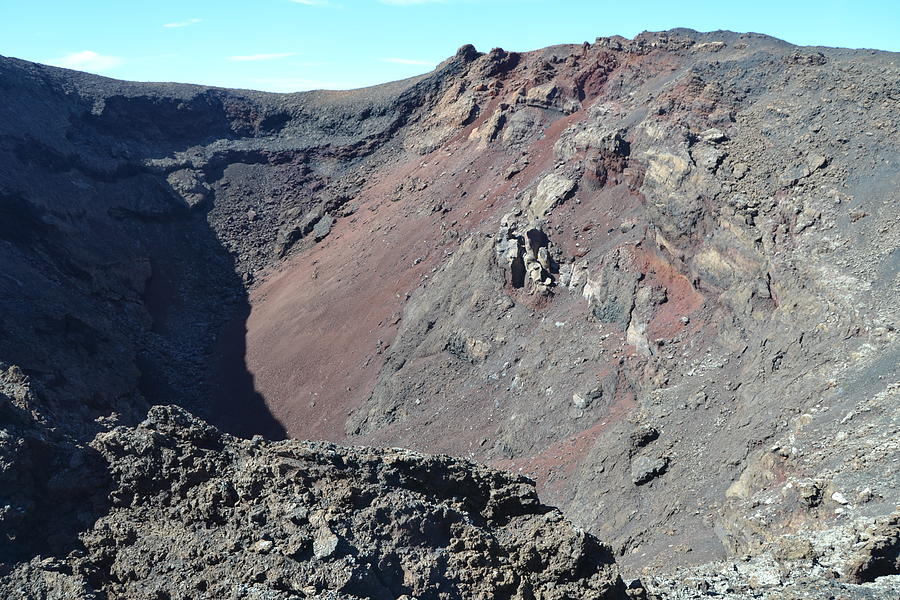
(45, 51, 123, 72)
(379, 57, 435, 66)
(228, 52, 299, 62)
(379, 0, 447, 5)
(164, 18, 202, 28)
(290, 0, 330, 5)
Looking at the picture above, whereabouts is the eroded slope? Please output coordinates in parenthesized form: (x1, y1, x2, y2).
(237, 32, 900, 573)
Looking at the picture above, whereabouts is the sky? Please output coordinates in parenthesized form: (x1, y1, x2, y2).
(1, 0, 897, 93)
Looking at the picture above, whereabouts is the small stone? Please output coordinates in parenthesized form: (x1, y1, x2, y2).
(799, 481, 824, 508)
(631, 456, 668, 485)
(629, 426, 659, 450)
(832, 491, 849, 505)
(572, 393, 589, 409)
(312, 215, 334, 241)
(619, 220, 635, 233)
(313, 531, 339, 559)
(252, 539, 274, 553)
(806, 153, 828, 172)
(700, 127, 727, 143)
(581, 387, 604, 409)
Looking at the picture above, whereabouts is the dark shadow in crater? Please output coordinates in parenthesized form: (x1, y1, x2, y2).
(208, 300, 286, 440)
(0, 59, 295, 571)
(131, 195, 286, 441)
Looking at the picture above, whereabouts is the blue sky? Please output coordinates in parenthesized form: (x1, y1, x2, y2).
(1, 0, 897, 92)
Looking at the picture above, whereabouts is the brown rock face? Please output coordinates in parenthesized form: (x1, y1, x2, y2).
(0, 403, 626, 599)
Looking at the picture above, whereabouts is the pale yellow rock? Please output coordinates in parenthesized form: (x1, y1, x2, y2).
(524, 173, 576, 221)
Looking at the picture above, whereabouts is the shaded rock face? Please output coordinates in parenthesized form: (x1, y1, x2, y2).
(845, 513, 900, 584)
(0, 365, 113, 567)
(0, 28, 899, 598)
(0, 404, 625, 600)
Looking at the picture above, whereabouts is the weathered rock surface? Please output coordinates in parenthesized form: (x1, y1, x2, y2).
(643, 512, 900, 598)
(0, 403, 626, 599)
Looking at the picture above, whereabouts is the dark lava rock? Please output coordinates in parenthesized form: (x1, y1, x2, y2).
(0, 405, 627, 599)
(630, 456, 669, 486)
(0, 26, 898, 599)
(845, 513, 900, 584)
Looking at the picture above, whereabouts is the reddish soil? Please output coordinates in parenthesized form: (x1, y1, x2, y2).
(244, 160, 435, 441)
(244, 133, 520, 441)
(493, 391, 637, 498)
(633, 247, 706, 341)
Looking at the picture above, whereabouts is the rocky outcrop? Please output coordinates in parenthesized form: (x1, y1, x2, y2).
(845, 513, 900, 584)
(525, 174, 578, 222)
(498, 217, 559, 293)
(0, 404, 627, 600)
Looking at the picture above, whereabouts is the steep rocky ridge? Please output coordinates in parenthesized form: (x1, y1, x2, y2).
(1, 390, 626, 599)
(234, 30, 899, 575)
(0, 28, 898, 597)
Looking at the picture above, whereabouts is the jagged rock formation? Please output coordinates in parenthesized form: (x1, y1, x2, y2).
(1, 396, 626, 598)
(0, 28, 898, 598)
